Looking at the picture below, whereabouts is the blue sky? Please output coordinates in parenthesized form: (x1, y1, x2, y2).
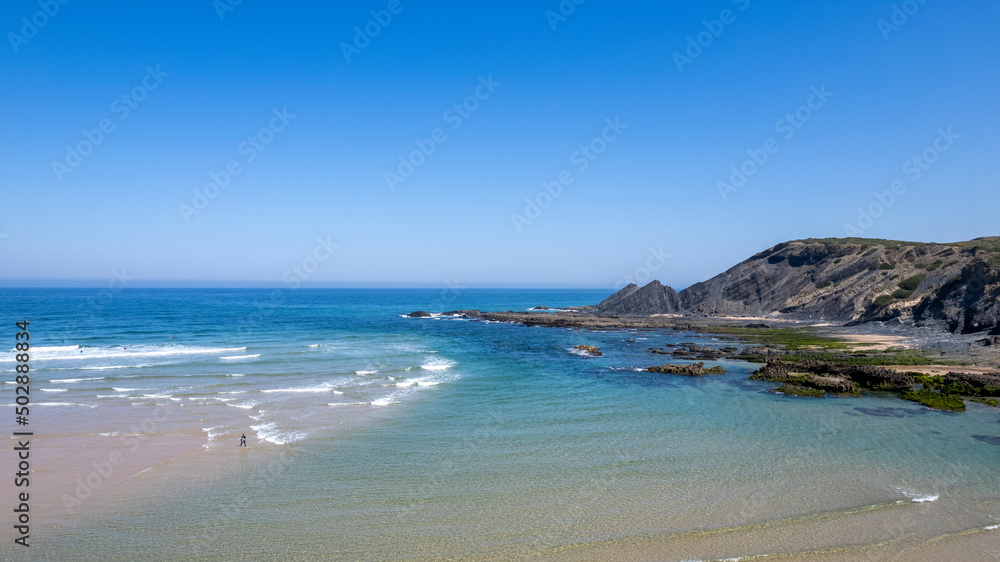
(1, 0, 998, 289)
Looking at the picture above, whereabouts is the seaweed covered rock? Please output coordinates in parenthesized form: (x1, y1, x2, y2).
(771, 384, 825, 398)
(750, 359, 912, 392)
(647, 362, 725, 376)
(573, 345, 603, 357)
(942, 371, 1000, 396)
(749, 365, 857, 394)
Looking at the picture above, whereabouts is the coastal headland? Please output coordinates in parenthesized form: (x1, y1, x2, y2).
(409, 237, 1000, 411)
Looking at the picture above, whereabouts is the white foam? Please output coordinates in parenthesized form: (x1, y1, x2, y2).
(250, 421, 307, 445)
(35, 402, 96, 408)
(4, 344, 247, 363)
(49, 377, 105, 383)
(308, 344, 320, 347)
(421, 358, 454, 371)
(356, 370, 378, 375)
(227, 401, 257, 409)
(41, 388, 68, 392)
(220, 354, 260, 361)
(328, 402, 369, 407)
(261, 383, 337, 394)
(895, 487, 939, 503)
(112, 388, 138, 392)
(25, 345, 79, 352)
(227, 373, 245, 377)
(396, 377, 442, 388)
(370, 397, 399, 407)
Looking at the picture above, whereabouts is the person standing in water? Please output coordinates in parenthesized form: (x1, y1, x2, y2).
(239, 433, 247, 447)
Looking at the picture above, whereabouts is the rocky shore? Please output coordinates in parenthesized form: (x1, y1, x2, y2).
(405, 307, 1000, 411)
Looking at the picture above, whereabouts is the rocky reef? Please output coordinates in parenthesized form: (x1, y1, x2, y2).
(573, 345, 602, 357)
(647, 362, 725, 376)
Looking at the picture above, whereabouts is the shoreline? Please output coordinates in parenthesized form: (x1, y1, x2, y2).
(467, 310, 1000, 369)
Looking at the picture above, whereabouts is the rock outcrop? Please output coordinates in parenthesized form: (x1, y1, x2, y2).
(596, 280, 681, 315)
(750, 359, 914, 392)
(647, 362, 725, 376)
(573, 345, 602, 357)
(591, 237, 1000, 333)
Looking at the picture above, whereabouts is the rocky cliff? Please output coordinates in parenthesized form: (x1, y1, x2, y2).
(595, 280, 680, 315)
(596, 237, 1000, 334)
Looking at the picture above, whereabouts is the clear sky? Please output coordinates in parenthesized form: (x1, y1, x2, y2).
(1, 0, 998, 289)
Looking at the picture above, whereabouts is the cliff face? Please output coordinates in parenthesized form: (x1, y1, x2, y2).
(596, 280, 680, 315)
(598, 237, 1000, 334)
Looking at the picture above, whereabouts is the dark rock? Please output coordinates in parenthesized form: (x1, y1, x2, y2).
(596, 280, 681, 316)
(406, 311, 432, 318)
(529, 306, 550, 310)
(744, 323, 770, 329)
(751, 359, 913, 392)
(573, 345, 602, 357)
(771, 384, 825, 398)
(647, 362, 725, 376)
(943, 371, 1000, 391)
(441, 310, 482, 318)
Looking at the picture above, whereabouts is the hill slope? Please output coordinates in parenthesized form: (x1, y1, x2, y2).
(598, 237, 1000, 334)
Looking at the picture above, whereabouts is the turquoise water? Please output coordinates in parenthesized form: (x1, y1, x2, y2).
(2, 289, 1000, 560)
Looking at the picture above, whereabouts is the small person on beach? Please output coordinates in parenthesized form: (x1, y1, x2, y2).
(239, 433, 247, 447)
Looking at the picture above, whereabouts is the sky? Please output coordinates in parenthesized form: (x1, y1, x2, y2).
(1, 0, 998, 290)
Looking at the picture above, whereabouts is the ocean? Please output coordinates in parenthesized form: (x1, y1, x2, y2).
(2, 288, 999, 560)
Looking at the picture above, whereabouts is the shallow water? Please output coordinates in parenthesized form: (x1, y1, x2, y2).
(2, 289, 999, 560)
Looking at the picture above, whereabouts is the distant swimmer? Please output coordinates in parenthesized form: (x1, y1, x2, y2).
(239, 433, 247, 447)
